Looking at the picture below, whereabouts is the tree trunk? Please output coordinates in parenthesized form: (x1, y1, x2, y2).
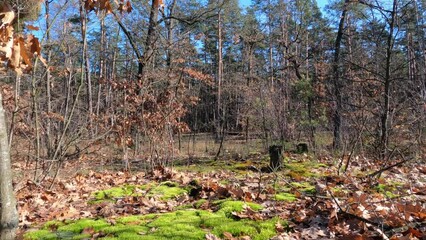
(332, 0, 349, 150)
(96, 14, 106, 134)
(80, 1, 93, 136)
(380, 0, 397, 158)
(45, 0, 53, 157)
(0, 92, 18, 240)
(217, 9, 223, 140)
(166, 0, 176, 68)
(140, 0, 160, 78)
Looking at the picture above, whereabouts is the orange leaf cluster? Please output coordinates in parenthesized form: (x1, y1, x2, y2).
(118, 0, 133, 14)
(154, 0, 164, 9)
(182, 68, 214, 86)
(84, 0, 113, 14)
(84, 0, 133, 14)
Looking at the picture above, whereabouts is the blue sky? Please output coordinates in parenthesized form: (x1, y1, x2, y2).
(239, 0, 328, 10)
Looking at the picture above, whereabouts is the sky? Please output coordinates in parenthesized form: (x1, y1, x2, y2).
(239, 0, 328, 11)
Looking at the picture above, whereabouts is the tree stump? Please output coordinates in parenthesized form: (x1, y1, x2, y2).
(296, 142, 308, 153)
(269, 145, 283, 170)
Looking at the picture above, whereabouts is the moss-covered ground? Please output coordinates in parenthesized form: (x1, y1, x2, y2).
(25, 200, 285, 240)
(21, 151, 419, 240)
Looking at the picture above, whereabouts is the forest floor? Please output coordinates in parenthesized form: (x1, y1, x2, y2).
(14, 144, 426, 240)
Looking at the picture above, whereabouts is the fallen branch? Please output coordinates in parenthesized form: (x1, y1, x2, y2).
(368, 157, 413, 178)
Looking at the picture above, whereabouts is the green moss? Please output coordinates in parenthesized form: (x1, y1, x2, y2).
(290, 182, 316, 194)
(213, 220, 258, 237)
(148, 210, 202, 227)
(116, 215, 143, 224)
(234, 161, 253, 170)
(70, 233, 92, 239)
(24, 230, 57, 240)
(219, 179, 230, 185)
(214, 200, 263, 217)
(159, 181, 179, 187)
(57, 219, 109, 233)
(275, 193, 296, 202)
(147, 183, 187, 200)
(25, 205, 283, 240)
(25, 230, 91, 240)
(285, 161, 327, 178)
(374, 183, 400, 198)
(91, 182, 186, 203)
(91, 185, 141, 202)
(175, 204, 194, 210)
(103, 224, 148, 235)
(194, 199, 208, 208)
(42, 220, 65, 231)
(143, 210, 207, 239)
(116, 232, 145, 239)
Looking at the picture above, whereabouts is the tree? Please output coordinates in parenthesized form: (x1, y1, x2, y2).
(0, 91, 18, 240)
(0, 3, 32, 238)
(331, 0, 349, 150)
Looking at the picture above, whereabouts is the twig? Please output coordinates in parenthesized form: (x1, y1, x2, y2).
(368, 156, 413, 178)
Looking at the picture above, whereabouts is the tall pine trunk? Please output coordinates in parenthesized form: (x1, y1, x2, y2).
(332, 0, 349, 150)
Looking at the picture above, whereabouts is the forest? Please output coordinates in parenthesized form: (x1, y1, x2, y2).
(0, 0, 425, 239)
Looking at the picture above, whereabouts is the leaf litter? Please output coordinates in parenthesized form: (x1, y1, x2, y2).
(16, 155, 426, 239)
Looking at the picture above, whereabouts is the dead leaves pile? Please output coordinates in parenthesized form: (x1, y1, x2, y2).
(16, 157, 426, 240)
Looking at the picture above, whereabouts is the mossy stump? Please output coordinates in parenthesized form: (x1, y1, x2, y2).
(269, 145, 283, 171)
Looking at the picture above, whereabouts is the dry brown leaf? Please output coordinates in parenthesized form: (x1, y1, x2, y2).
(0, 26, 13, 58)
(28, 34, 41, 55)
(17, 37, 32, 67)
(26, 24, 39, 31)
(223, 232, 234, 240)
(0, 3, 15, 27)
(126, 1, 133, 13)
(206, 233, 221, 240)
(275, 221, 285, 233)
(9, 37, 21, 73)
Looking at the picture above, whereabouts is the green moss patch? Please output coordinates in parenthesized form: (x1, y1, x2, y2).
(290, 181, 316, 194)
(90, 182, 187, 203)
(147, 182, 187, 200)
(374, 183, 401, 199)
(91, 185, 144, 203)
(194, 199, 208, 208)
(214, 200, 263, 216)
(275, 193, 296, 202)
(57, 219, 109, 233)
(25, 201, 283, 240)
(24, 229, 57, 240)
(285, 161, 327, 178)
